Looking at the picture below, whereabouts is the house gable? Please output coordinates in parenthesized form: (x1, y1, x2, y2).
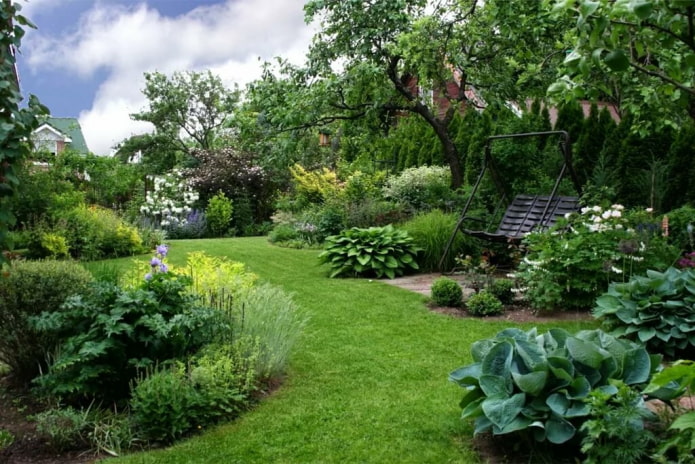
(32, 117, 89, 155)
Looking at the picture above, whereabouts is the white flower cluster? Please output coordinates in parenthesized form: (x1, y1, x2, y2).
(139, 170, 200, 229)
(577, 204, 626, 232)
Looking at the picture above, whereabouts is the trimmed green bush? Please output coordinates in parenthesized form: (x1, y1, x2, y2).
(0, 260, 93, 384)
(465, 290, 503, 316)
(205, 191, 233, 237)
(430, 277, 463, 307)
(318, 225, 421, 279)
(489, 278, 515, 305)
(593, 267, 695, 358)
(449, 327, 659, 446)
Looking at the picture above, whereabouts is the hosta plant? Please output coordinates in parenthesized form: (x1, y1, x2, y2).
(449, 327, 659, 446)
(593, 267, 695, 358)
(318, 225, 420, 279)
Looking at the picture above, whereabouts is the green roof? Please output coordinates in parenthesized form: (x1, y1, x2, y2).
(39, 117, 90, 153)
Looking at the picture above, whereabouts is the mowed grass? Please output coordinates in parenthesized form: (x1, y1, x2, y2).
(99, 237, 595, 464)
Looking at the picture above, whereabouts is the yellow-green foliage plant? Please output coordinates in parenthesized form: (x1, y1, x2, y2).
(123, 250, 257, 302)
(289, 163, 340, 205)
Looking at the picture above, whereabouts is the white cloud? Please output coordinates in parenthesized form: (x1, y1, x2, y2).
(24, 0, 314, 155)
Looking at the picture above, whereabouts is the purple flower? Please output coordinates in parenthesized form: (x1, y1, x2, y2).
(150, 257, 162, 267)
(156, 244, 169, 257)
(144, 273, 153, 281)
(159, 263, 168, 273)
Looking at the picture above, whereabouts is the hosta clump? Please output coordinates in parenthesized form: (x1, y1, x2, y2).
(318, 225, 420, 279)
(593, 266, 695, 358)
(449, 327, 659, 446)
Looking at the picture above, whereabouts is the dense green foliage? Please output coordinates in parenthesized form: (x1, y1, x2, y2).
(465, 291, 504, 317)
(0, 2, 48, 264)
(488, 279, 515, 305)
(553, 0, 695, 128)
(318, 225, 421, 279)
(32, 273, 217, 403)
(450, 327, 658, 446)
(205, 191, 233, 237)
(644, 360, 695, 463)
(518, 204, 677, 311)
(430, 277, 463, 307)
(0, 260, 93, 384)
(594, 267, 695, 358)
(580, 380, 656, 464)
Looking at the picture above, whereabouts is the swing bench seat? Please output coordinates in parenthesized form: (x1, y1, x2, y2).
(462, 194, 580, 243)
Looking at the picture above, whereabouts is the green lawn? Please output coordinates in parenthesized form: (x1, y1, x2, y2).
(102, 237, 594, 464)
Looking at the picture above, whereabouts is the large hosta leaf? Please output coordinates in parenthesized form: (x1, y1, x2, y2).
(545, 415, 576, 444)
(482, 341, 513, 377)
(512, 371, 548, 396)
(482, 393, 526, 430)
(566, 336, 608, 369)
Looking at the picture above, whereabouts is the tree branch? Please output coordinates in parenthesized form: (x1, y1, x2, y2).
(630, 61, 695, 96)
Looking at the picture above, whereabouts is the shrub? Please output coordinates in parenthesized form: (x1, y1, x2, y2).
(268, 223, 301, 244)
(665, 205, 695, 252)
(465, 290, 503, 316)
(131, 345, 257, 444)
(430, 277, 463, 307)
(344, 198, 406, 228)
(593, 267, 695, 358)
(580, 380, 656, 464)
(518, 204, 678, 311)
(288, 164, 340, 205)
(32, 272, 217, 403)
(205, 191, 233, 237)
(138, 169, 199, 231)
(401, 209, 477, 272)
(382, 165, 451, 213)
(489, 278, 515, 305)
(62, 205, 144, 260)
(37, 231, 70, 258)
(0, 260, 93, 384)
(449, 327, 659, 446)
(318, 225, 421, 279)
(130, 364, 197, 443)
(643, 360, 695, 463)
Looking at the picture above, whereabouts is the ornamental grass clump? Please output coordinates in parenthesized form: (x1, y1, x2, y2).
(449, 327, 659, 447)
(318, 225, 421, 279)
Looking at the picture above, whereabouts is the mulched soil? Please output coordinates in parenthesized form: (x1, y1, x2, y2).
(0, 378, 101, 464)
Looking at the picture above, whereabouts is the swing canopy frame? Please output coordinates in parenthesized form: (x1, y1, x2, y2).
(439, 131, 582, 270)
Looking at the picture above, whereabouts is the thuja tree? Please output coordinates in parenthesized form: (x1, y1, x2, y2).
(0, 2, 48, 264)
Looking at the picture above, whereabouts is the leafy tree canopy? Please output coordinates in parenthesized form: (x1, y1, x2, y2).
(549, 0, 695, 131)
(0, 1, 48, 264)
(130, 70, 240, 153)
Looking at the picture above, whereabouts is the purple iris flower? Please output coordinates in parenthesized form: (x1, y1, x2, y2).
(156, 244, 169, 257)
(144, 273, 153, 281)
(150, 257, 162, 267)
(159, 263, 168, 273)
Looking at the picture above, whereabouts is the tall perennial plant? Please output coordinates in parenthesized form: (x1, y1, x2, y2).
(139, 170, 199, 231)
(517, 204, 677, 311)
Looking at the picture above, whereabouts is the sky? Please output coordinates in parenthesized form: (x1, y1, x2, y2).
(16, 0, 315, 155)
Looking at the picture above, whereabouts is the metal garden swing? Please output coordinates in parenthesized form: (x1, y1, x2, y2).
(439, 131, 583, 270)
